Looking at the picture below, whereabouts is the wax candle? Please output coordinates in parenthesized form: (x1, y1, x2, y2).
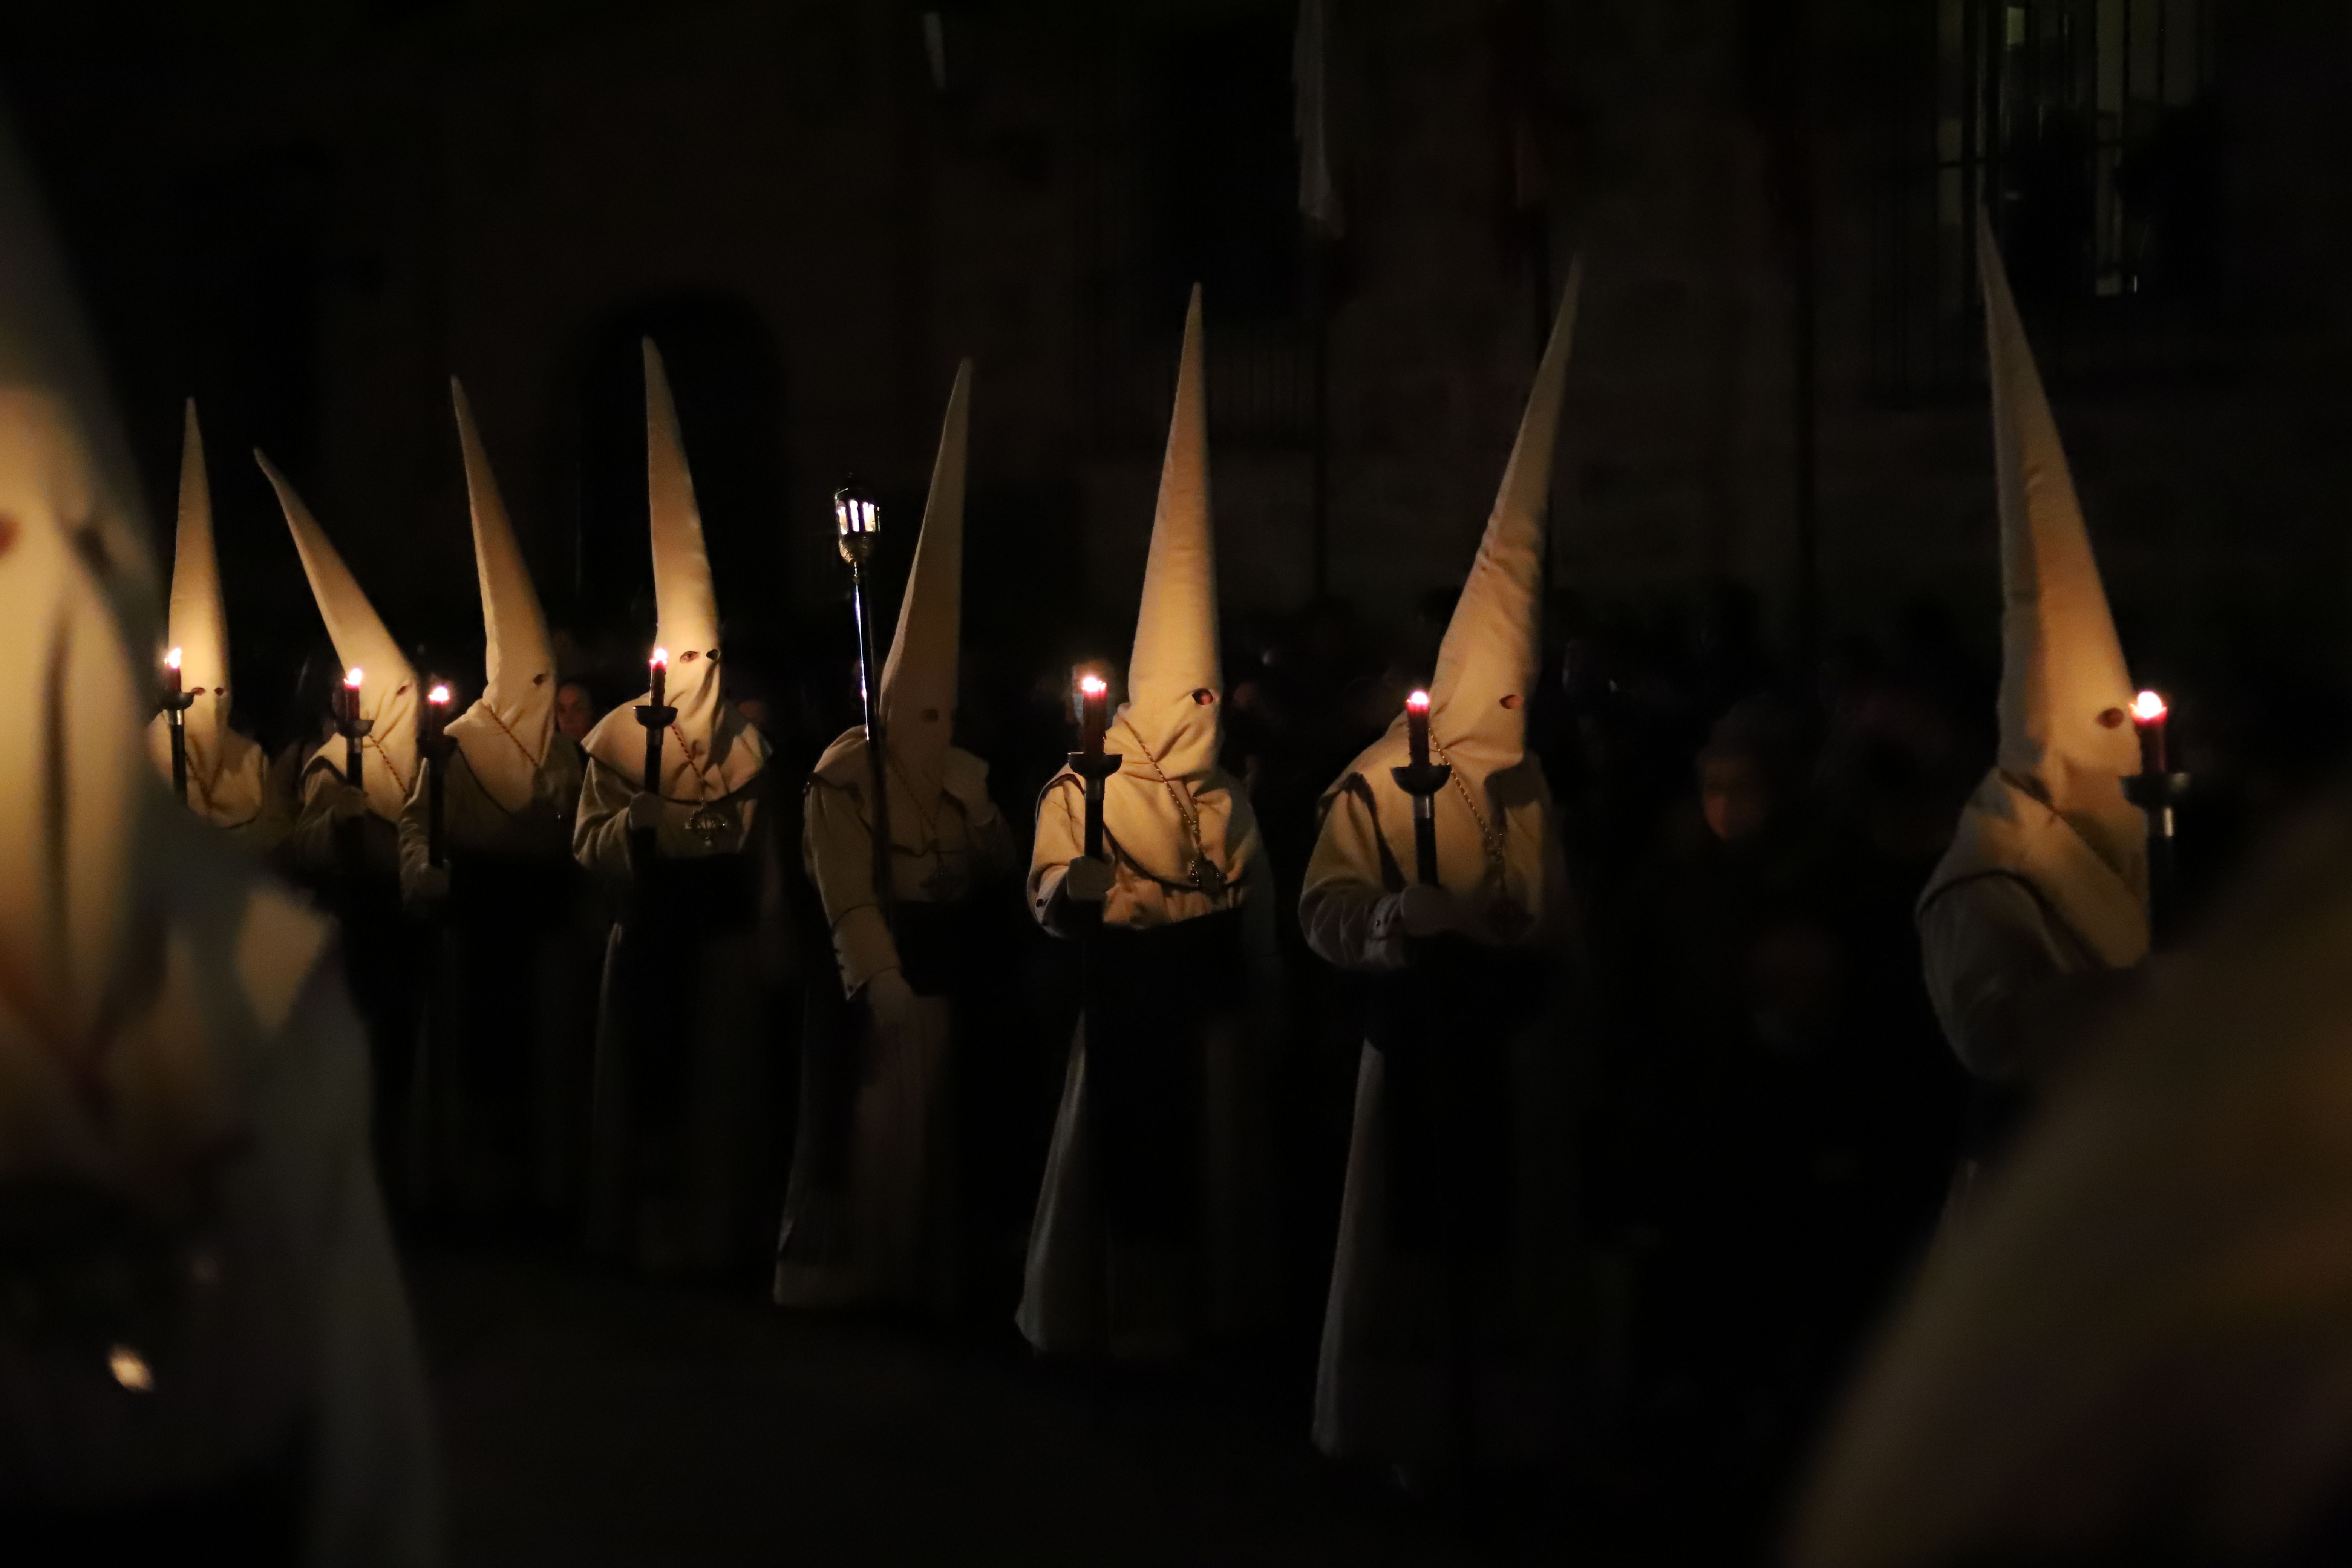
(1079, 673, 1107, 761)
(163, 646, 182, 700)
(2132, 689, 2168, 776)
(1406, 688, 1431, 769)
(649, 647, 668, 710)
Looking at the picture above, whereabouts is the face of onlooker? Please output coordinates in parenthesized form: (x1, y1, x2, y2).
(1700, 751, 1777, 845)
(554, 681, 596, 743)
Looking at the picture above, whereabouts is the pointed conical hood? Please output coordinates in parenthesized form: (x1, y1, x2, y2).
(879, 359, 971, 798)
(1120, 288, 1221, 782)
(1980, 213, 2144, 879)
(1313, 265, 1581, 924)
(1424, 258, 1580, 780)
(260, 453, 419, 820)
(447, 377, 555, 811)
(577, 340, 765, 801)
(165, 401, 229, 721)
(145, 401, 265, 827)
(0, 106, 168, 1086)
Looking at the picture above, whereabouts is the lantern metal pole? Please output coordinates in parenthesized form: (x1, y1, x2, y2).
(837, 482, 895, 933)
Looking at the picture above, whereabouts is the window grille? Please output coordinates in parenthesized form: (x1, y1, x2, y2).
(1869, 0, 2219, 401)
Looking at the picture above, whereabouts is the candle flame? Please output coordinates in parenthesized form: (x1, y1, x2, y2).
(428, 683, 452, 706)
(164, 646, 182, 671)
(2132, 689, 2167, 724)
(650, 646, 668, 670)
(1079, 674, 1107, 697)
(1406, 689, 1430, 714)
(344, 666, 364, 690)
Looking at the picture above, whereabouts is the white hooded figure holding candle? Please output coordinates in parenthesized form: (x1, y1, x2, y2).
(573, 341, 781, 1276)
(1297, 272, 1585, 1473)
(1915, 214, 2153, 1140)
(0, 105, 438, 1562)
(146, 400, 280, 845)
(1014, 290, 1279, 1358)
(774, 359, 1016, 1315)
(264, 452, 434, 1192)
(395, 379, 591, 1220)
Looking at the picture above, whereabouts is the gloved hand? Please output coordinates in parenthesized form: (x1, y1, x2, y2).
(1062, 855, 1115, 904)
(328, 784, 369, 823)
(865, 967, 918, 1034)
(1397, 884, 1459, 939)
(626, 791, 663, 832)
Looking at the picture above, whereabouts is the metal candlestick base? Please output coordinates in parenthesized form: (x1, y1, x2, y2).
(1389, 761, 1452, 799)
(1066, 750, 1125, 786)
(2122, 770, 2191, 815)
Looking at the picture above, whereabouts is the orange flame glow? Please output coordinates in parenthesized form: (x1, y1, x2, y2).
(428, 683, 452, 706)
(650, 646, 668, 670)
(164, 646, 182, 671)
(344, 666, 364, 690)
(1079, 674, 1107, 697)
(1406, 689, 1430, 715)
(2132, 689, 2167, 724)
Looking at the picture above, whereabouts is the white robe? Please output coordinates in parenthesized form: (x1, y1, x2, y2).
(574, 733, 783, 1274)
(1297, 756, 1580, 1468)
(774, 732, 1013, 1313)
(1015, 757, 1280, 1357)
(1917, 771, 2149, 1088)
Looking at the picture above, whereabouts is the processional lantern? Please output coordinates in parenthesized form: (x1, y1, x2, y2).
(833, 477, 894, 926)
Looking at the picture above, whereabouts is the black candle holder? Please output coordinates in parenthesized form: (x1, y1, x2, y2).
(2124, 769, 2192, 946)
(158, 687, 196, 803)
(1389, 760, 1453, 887)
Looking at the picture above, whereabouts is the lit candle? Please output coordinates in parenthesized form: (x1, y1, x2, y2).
(1406, 688, 1432, 769)
(2132, 689, 2168, 776)
(649, 646, 668, 711)
(426, 681, 452, 739)
(341, 666, 364, 727)
(163, 646, 182, 699)
(1078, 673, 1107, 761)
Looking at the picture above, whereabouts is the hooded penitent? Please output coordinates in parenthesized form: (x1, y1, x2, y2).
(1320, 262, 1580, 917)
(878, 357, 972, 806)
(147, 401, 267, 827)
(447, 377, 557, 812)
(1918, 216, 2148, 966)
(1076, 288, 1255, 901)
(0, 111, 235, 1197)
(580, 340, 764, 800)
(260, 454, 420, 822)
(1793, 796, 2352, 1568)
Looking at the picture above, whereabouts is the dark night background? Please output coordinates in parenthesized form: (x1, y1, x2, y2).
(10, 1, 2352, 1562)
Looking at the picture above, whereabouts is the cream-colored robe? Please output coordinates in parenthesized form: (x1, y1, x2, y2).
(107, 805, 441, 1565)
(574, 729, 782, 1274)
(1298, 755, 1579, 1468)
(1917, 771, 2148, 1087)
(774, 732, 1013, 1312)
(147, 714, 286, 849)
(1016, 746, 1280, 1357)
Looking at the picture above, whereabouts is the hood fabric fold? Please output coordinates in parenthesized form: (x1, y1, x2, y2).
(447, 377, 556, 812)
(877, 358, 972, 803)
(147, 400, 265, 827)
(260, 453, 420, 820)
(580, 339, 764, 800)
(1319, 262, 1580, 916)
